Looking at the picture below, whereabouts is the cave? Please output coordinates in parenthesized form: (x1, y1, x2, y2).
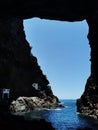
(0, 0, 98, 116)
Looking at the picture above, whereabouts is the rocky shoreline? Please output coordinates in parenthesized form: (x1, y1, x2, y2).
(0, 96, 63, 130)
(77, 77, 98, 120)
(77, 104, 98, 120)
(10, 96, 63, 113)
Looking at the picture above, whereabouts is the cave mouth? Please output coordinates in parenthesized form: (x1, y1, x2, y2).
(24, 18, 90, 99)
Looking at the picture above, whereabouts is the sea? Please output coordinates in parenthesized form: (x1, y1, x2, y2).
(24, 99, 98, 130)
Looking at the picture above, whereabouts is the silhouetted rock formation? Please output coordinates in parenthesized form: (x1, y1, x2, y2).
(0, 113, 55, 130)
(77, 14, 98, 118)
(0, 0, 98, 21)
(0, 0, 98, 119)
(0, 18, 55, 102)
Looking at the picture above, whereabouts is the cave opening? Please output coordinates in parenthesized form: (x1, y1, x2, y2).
(24, 18, 90, 99)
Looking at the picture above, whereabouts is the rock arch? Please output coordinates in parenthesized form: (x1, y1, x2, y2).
(0, 0, 98, 117)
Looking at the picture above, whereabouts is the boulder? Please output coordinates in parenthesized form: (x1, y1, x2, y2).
(10, 96, 62, 113)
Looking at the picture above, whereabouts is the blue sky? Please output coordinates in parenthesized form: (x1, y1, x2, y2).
(23, 18, 90, 99)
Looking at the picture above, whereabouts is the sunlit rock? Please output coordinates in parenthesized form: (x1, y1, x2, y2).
(10, 96, 62, 113)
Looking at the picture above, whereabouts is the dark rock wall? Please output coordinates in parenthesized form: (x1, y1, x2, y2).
(0, 17, 53, 100)
(0, 0, 98, 21)
(77, 13, 98, 115)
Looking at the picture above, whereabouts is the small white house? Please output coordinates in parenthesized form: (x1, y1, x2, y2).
(2, 88, 10, 99)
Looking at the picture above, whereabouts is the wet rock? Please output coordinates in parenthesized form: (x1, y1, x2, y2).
(10, 96, 63, 113)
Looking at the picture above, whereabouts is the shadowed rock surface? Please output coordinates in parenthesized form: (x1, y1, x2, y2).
(0, 18, 56, 101)
(0, 113, 55, 130)
(0, 0, 98, 21)
(77, 15, 98, 118)
(0, 0, 98, 119)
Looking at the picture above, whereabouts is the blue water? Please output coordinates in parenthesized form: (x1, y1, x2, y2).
(24, 100, 98, 130)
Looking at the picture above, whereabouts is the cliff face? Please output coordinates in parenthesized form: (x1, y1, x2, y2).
(0, 0, 98, 117)
(77, 14, 98, 118)
(0, 18, 54, 101)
